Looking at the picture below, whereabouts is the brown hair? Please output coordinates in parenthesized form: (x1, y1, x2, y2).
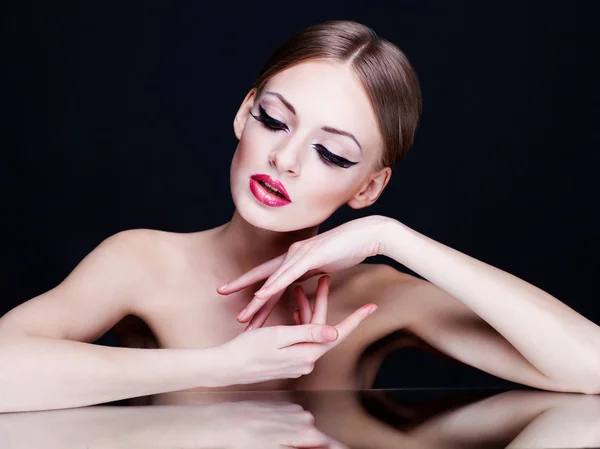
(252, 20, 422, 171)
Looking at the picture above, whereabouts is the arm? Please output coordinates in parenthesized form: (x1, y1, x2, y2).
(0, 229, 362, 412)
(377, 219, 600, 394)
(0, 337, 224, 413)
(0, 230, 225, 413)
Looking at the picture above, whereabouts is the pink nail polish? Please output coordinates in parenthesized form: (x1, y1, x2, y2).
(245, 323, 253, 331)
(238, 307, 248, 321)
(368, 305, 378, 315)
(218, 283, 228, 291)
(323, 327, 338, 341)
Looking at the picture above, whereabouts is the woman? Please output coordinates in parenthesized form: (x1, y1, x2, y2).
(1, 19, 598, 413)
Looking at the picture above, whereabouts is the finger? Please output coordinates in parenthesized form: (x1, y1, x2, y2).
(301, 303, 378, 360)
(252, 248, 306, 297)
(290, 268, 325, 283)
(238, 277, 293, 322)
(293, 310, 301, 325)
(244, 291, 282, 330)
(280, 427, 332, 448)
(330, 303, 378, 347)
(217, 253, 286, 294)
(311, 275, 330, 325)
(238, 252, 304, 321)
(237, 293, 270, 322)
(277, 324, 340, 348)
(294, 285, 312, 324)
(254, 249, 311, 300)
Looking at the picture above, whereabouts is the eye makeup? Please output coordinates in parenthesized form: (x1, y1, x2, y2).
(249, 104, 359, 169)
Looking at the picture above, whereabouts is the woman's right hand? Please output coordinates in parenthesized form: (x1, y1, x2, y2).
(218, 275, 377, 386)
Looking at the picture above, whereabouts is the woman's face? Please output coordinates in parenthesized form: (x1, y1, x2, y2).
(230, 59, 388, 232)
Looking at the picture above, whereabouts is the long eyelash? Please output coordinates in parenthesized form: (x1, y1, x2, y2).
(314, 144, 358, 169)
(250, 105, 358, 169)
(250, 105, 287, 132)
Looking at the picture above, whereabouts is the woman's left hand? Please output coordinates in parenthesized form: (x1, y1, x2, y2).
(216, 215, 392, 329)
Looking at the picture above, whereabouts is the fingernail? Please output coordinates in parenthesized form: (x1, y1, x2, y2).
(323, 327, 338, 341)
(245, 323, 253, 331)
(255, 288, 266, 297)
(368, 305, 378, 315)
(238, 307, 248, 321)
(218, 283, 228, 291)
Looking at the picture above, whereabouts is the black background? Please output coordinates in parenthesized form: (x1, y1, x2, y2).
(1, 1, 598, 389)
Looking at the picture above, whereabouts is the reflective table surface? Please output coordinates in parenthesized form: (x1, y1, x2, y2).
(1, 387, 598, 448)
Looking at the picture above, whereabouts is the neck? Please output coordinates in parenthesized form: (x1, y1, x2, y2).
(211, 209, 320, 279)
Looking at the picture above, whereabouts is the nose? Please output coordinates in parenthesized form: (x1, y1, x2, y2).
(268, 136, 305, 175)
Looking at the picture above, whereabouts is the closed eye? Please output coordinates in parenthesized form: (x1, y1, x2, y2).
(252, 105, 288, 132)
(249, 105, 359, 169)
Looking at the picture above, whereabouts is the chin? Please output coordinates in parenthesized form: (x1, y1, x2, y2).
(229, 165, 335, 233)
(231, 186, 313, 233)
(229, 172, 293, 233)
(236, 197, 299, 232)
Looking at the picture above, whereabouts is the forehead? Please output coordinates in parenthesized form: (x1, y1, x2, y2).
(261, 60, 382, 151)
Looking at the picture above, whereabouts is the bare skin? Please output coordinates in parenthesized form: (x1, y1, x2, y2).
(110, 222, 599, 397)
(111, 226, 423, 393)
(2, 58, 595, 411)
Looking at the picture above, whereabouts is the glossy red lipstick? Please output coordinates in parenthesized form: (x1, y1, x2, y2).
(249, 174, 291, 207)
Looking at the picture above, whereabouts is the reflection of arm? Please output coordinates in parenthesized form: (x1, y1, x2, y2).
(0, 405, 219, 449)
(410, 390, 600, 448)
(302, 389, 600, 449)
(378, 219, 600, 393)
(507, 393, 600, 448)
(0, 401, 332, 449)
(150, 389, 296, 406)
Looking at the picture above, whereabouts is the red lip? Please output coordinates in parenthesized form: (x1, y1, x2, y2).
(250, 174, 291, 201)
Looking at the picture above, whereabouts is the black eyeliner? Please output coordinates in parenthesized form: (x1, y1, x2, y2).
(250, 104, 359, 168)
(314, 144, 358, 168)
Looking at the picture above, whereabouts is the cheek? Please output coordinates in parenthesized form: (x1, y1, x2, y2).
(229, 144, 240, 182)
(229, 132, 267, 199)
(284, 178, 355, 231)
(236, 127, 274, 166)
(230, 135, 260, 179)
(302, 174, 356, 208)
(235, 136, 254, 165)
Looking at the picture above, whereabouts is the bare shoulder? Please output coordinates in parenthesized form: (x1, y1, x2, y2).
(98, 228, 197, 297)
(103, 229, 182, 269)
(98, 228, 200, 340)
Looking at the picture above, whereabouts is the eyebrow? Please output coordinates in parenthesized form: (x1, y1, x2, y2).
(264, 91, 363, 152)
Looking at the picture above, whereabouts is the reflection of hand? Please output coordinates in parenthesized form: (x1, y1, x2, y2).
(217, 215, 390, 328)
(219, 275, 377, 387)
(205, 400, 348, 449)
(0, 400, 348, 449)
